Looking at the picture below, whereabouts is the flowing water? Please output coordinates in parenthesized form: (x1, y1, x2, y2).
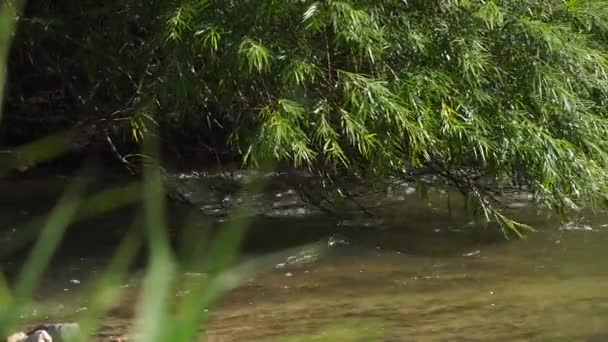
(1, 172, 608, 341)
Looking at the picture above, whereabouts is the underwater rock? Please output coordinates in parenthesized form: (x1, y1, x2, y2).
(7, 332, 27, 342)
(6, 323, 80, 342)
(7, 330, 51, 342)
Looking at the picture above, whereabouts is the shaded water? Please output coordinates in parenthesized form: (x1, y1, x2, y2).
(2, 173, 608, 341)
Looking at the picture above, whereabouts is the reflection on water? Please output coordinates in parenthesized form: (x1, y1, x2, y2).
(2, 173, 608, 341)
(201, 220, 608, 341)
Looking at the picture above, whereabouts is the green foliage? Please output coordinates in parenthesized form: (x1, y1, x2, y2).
(146, 0, 608, 233)
(6, 0, 608, 233)
(239, 37, 272, 73)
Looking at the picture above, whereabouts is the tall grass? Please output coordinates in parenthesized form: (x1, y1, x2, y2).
(0, 163, 271, 341)
(0, 0, 25, 121)
(0, 7, 261, 340)
(0, 5, 377, 342)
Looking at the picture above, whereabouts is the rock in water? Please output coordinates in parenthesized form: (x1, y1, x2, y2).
(23, 331, 52, 342)
(6, 330, 52, 342)
(26, 323, 80, 342)
(6, 332, 27, 342)
(327, 234, 349, 248)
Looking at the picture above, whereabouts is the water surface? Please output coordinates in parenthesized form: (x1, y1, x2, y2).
(2, 173, 608, 341)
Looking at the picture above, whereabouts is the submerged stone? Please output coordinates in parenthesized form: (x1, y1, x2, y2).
(25, 323, 80, 342)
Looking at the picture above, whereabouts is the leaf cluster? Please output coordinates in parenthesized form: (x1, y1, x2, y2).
(8, 0, 608, 234)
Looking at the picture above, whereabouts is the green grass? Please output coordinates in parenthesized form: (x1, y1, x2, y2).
(0, 4, 381, 341)
(0, 145, 272, 341)
(0, 12, 257, 333)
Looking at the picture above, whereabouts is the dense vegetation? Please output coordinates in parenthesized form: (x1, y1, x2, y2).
(4, 0, 608, 234)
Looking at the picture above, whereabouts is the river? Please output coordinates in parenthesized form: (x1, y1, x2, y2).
(1, 171, 608, 341)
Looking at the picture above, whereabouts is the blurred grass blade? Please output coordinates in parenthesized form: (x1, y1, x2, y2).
(0, 182, 142, 258)
(76, 221, 143, 342)
(133, 137, 175, 342)
(134, 256, 174, 342)
(177, 216, 212, 268)
(172, 239, 331, 341)
(14, 178, 86, 297)
(0, 176, 87, 335)
(0, 131, 79, 176)
(0, 269, 11, 306)
(170, 169, 270, 341)
(0, 0, 25, 122)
